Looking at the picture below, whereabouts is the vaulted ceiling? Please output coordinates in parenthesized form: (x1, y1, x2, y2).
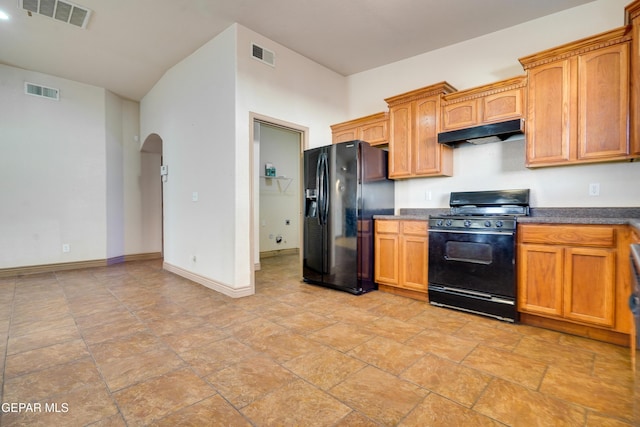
(0, 0, 596, 101)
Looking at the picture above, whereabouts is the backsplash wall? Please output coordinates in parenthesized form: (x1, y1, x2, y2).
(394, 138, 640, 209)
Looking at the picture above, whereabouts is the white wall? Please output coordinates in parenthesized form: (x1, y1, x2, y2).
(141, 26, 240, 293)
(347, 0, 640, 208)
(105, 90, 125, 260)
(0, 65, 108, 268)
(140, 24, 348, 295)
(236, 25, 348, 287)
(0, 64, 157, 270)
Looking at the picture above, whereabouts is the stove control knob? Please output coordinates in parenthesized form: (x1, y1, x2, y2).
(495, 220, 504, 228)
(464, 220, 472, 228)
(436, 219, 443, 227)
(445, 219, 453, 227)
(484, 220, 492, 227)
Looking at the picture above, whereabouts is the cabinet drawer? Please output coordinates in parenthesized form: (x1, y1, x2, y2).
(401, 221, 428, 236)
(519, 225, 616, 247)
(376, 220, 399, 234)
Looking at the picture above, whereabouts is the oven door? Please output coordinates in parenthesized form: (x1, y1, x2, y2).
(428, 229, 516, 298)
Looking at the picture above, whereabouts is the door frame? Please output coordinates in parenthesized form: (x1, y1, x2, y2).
(249, 112, 308, 282)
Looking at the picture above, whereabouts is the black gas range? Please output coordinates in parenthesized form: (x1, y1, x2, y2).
(428, 189, 530, 322)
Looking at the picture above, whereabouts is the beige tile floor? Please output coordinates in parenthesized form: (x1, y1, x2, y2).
(0, 254, 638, 426)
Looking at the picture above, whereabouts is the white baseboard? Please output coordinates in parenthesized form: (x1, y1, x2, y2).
(163, 262, 254, 298)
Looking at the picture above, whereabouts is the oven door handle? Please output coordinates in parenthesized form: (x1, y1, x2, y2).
(430, 285, 515, 305)
(444, 256, 491, 265)
(429, 229, 515, 236)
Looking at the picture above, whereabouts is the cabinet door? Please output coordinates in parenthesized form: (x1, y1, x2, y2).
(441, 99, 478, 131)
(399, 222, 428, 292)
(578, 43, 629, 160)
(631, 6, 640, 156)
(518, 244, 564, 317)
(359, 121, 388, 146)
(414, 96, 451, 176)
(333, 128, 358, 144)
(374, 221, 399, 285)
(526, 59, 573, 166)
(483, 87, 523, 123)
(564, 247, 616, 327)
(388, 103, 412, 178)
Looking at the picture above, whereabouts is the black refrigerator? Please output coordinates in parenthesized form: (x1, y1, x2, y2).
(303, 140, 394, 294)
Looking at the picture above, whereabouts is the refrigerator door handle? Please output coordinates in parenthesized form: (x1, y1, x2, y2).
(322, 152, 329, 225)
(315, 153, 323, 225)
(318, 152, 329, 225)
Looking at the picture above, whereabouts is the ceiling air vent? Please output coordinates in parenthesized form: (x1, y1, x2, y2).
(251, 43, 275, 67)
(25, 82, 60, 100)
(19, 0, 92, 29)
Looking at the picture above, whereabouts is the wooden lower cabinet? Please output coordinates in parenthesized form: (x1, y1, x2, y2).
(374, 220, 399, 286)
(519, 244, 615, 327)
(518, 224, 632, 345)
(375, 219, 428, 300)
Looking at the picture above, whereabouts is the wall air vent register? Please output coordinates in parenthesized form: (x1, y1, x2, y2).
(19, 0, 92, 29)
(25, 82, 60, 100)
(252, 43, 275, 67)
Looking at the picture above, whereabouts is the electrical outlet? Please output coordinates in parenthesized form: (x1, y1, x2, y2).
(192, 255, 197, 262)
(588, 183, 600, 196)
(426, 191, 432, 201)
(62, 244, 70, 253)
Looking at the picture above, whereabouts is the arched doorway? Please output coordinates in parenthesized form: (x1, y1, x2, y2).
(141, 133, 164, 257)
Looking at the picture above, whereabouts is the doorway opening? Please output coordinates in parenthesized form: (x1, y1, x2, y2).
(140, 133, 164, 258)
(250, 114, 307, 274)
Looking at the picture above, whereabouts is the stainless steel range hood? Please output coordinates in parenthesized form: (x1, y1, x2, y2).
(438, 119, 524, 146)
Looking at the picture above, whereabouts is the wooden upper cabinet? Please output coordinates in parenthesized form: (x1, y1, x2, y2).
(414, 96, 441, 175)
(626, 0, 640, 156)
(331, 112, 389, 146)
(519, 27, 633, 167)
(388, 103, 412, 178)
(385, 82, 456, 179)
(578, 44, 629, 160)
(441, 99, 478, 131)
(524, 59, 572, 164)
(440, 75, 526, 132)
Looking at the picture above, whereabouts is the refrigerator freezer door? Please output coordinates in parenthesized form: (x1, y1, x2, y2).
(323, 142, 359, 291)
(303, 147, 327, 284)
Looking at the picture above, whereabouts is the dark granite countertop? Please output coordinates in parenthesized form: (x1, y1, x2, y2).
(374, 207, 640, 232)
